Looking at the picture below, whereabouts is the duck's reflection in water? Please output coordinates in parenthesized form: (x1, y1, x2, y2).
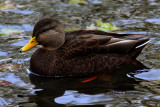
(24, 60, 148, 107)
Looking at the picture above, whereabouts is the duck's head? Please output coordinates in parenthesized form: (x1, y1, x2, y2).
(20, 18, 65, 52)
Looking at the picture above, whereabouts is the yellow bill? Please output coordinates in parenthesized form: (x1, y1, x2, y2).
(20, 37, 38, 53)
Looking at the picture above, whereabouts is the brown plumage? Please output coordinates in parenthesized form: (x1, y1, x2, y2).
(21, 18, 150, 77)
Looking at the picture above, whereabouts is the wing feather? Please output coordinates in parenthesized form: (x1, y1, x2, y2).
(60, 30, 147, 59)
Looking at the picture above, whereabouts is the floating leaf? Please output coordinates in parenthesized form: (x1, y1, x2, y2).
(64, 27, 80, 32)
(0, 1, 16, 11)
(0, 80, 11, 86)
(0, 28, 23, 35)
(69, 0, 85, 4)
(86, 20, 120, 31)
(0, 64, 20, 72)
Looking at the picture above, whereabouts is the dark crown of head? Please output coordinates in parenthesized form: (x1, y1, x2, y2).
(32, 18, 60, 37)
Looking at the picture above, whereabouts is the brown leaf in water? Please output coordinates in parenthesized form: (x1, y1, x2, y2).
(0, 80, 11, 86)
(0, 64, 20, 72)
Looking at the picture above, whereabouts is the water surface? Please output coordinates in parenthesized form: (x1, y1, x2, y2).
(0, 0, 160, 106)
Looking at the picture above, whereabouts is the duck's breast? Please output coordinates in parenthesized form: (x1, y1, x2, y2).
(30, 48, 59, 76)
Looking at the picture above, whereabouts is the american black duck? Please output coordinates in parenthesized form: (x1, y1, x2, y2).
(20, 18, 150, 77)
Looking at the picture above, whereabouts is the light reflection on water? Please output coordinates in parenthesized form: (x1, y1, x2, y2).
(0, 24, 33, 32)
(9, 9, 34, 15)
(135, 69, 160, 81)
(55, 90, 114, 105)
(12, 40, 29, 46)
(0, 51, 7, 56)
(146, 19, 160, 25)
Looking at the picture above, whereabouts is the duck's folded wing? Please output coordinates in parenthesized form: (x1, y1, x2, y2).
(62, 33, 149, 59)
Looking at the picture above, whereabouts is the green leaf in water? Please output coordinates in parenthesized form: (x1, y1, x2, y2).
(86, 20, 120, 31)
(69, 0, 85, 4)
(64, 27, 80, 32)
(0, 64, 20, 72)
(153, 80, 160, 84)
(0, 1, 16, 11)
(0, 28, 23, 35)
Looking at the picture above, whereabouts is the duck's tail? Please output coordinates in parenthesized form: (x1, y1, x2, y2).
(129, 37, 150, 59)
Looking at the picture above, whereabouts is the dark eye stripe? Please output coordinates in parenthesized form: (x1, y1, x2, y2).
(34, 26, 56, 37)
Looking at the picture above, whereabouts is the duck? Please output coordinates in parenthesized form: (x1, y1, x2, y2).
(20, 17, 150, 77)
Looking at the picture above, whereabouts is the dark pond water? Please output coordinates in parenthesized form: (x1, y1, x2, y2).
(0, 0, 160, 106)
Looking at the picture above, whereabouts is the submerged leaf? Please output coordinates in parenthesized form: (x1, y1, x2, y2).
(0, 1, 16, 11)
(64, 27, 80, 32)
(69, 0, 85, 4)
(0, 80, 11, 86)
(0, 28, 23, 35)
(86, 20, 120, 31)
(0, 64, 20, 72)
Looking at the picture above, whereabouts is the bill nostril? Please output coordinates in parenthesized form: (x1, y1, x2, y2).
(20, 49, 22, 53)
